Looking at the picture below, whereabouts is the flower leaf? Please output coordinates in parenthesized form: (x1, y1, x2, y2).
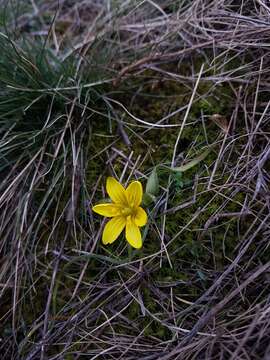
(171, 149, 210, 173)
(146, 167, 159, 195)
(142, 192, 156, 206)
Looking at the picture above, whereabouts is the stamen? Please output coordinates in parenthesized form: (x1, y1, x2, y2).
(121, 207, 133, 216)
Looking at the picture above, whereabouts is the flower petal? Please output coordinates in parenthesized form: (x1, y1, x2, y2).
(92, 203, 122, 217)
(125, 217, 142, 249)
(102, 216, 126, 245)
(133, 207, 147, 227)
(106, 177, 127, 205)
(126, 181, 143, 208)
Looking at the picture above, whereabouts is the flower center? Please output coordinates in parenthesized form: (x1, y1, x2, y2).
(121, 207, 134, 217)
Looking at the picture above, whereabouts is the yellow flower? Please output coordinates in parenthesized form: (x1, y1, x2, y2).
(92, 177, 148, 249)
